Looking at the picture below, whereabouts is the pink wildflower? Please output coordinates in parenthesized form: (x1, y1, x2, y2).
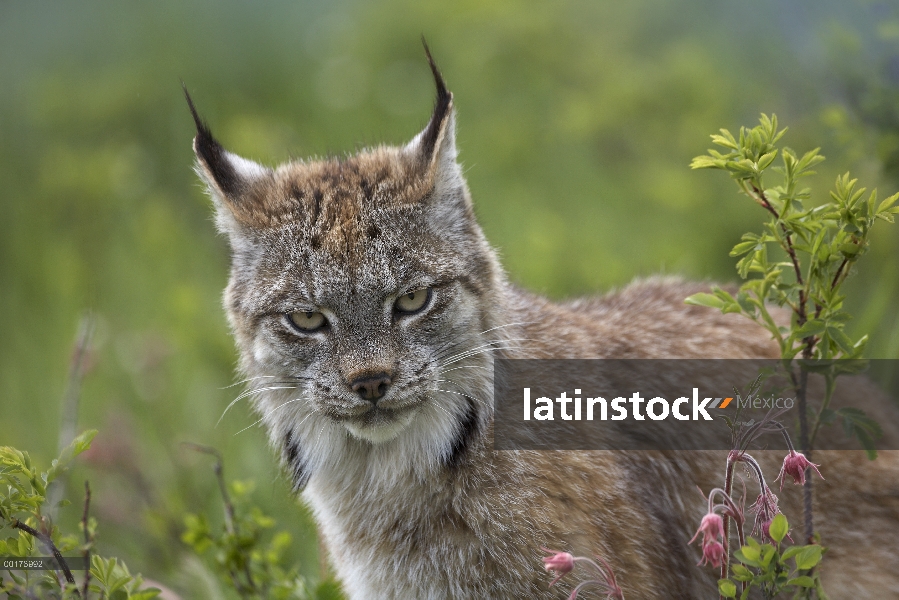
(688, 512, 724, 546)
(775, 450, 824, 490)
(749, 486, 780, 539)
(540, 548, 625, 599)
(689, 507, 729, 569)
(697, 539, 726, 568)
(541, 548, 575, 586)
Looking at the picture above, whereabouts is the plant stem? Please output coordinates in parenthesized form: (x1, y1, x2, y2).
(750, 184, 809, 325)
(720, 458, 735, 592)
(749, 181, 818, 542)
(81, 481, 92, 598)
(184, 443, 257, 596)
(11, 518, 78, 592)
(49, 315, 94, 522)
(796, 366, 814, 543)
(830, 257, 849, 290)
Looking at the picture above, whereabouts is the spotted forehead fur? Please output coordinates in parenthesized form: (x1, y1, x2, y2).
(267, 148, 436, 241)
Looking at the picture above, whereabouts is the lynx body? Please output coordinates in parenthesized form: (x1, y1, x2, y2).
(188, 53, 899, 598)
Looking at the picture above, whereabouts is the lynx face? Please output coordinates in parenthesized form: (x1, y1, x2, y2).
(228, 181, 493, 447)
(187, 56, 504, 483)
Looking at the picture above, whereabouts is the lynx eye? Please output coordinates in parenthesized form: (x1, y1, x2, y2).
(286, 310, 327, 332)
(394, 288, 432, 314)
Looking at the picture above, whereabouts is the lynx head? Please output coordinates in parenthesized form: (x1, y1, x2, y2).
(188, 49, 507, 486)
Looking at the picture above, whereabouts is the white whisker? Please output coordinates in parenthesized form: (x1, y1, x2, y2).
(233, 396, 304, 435)
(217, 385, 298, 427)
(219, 375, 278, 390)
(433, 388, 488, 409)
(438, 338, 510, 362)
(476, 321, 535, 336)
(439, 338, 532, 364)
(440, 344, 538, 367)
(219, 375, 309, 390)
(293, 410, 316, 431)
(441, 377, 492, 409)
(439, 365, 489, 374)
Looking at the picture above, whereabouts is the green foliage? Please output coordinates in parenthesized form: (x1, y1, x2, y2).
(687, 114, 898, 456)
(0, 431, 94, 527)
(718, 515, 825, 600)
(0, 433, 160, 599)
(689, 114, 898, 361)
(87, 556, 161, 600)
(183, 469, 342, 600)
(687, 114, 898, 598)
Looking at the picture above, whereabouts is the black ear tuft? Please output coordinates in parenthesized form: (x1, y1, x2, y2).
(419, 38, 454, 161)
(182, 83, 242, 197)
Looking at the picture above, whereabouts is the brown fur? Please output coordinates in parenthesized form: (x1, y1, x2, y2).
(187, 55, 899, 599)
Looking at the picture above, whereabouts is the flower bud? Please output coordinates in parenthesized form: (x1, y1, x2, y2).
(541, 548, 575, 586)
(775, 451, 824, 490)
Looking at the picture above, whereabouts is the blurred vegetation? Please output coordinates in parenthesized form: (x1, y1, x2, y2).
(1, 0, 897, 597)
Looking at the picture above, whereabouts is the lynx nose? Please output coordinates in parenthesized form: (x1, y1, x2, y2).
(350, 373, 392, 403)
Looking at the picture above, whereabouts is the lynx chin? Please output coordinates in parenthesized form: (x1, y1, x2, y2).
(187, 47, 899, 598)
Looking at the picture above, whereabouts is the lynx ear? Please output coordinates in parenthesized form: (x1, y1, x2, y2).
(183, 86, 271, 238)
(406, 43, 460, 184)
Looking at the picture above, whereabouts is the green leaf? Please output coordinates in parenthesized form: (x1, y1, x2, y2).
(795, 319, 826, 338)
(711, 132, 739, 150)
(836, 407, 882, 459)
(768, 513, 788, 543)
(827, 325, 855, 354)
(877, 191, 899, 212)
(796, 148, 825, 172)
(760, 544, 776, 568)
(735, 291, 757, 316)
(736, 254, 754, 279)
(780, 546, 804, 561)
(730, 564, 753, 581)
(757, 150, 777, 170)
(793, 545, 823, 570)
(72, 430, 98, 457)
(737, 543, 761, 564)
(729, 241, 758, 257)
(838, 242, 860, 257)
(718, 579, 737, 598)
(684, 293, 724, 309)
(690, 155, 722, 170)
(786, 575, 815, 587)
(817, 408, 837, 426)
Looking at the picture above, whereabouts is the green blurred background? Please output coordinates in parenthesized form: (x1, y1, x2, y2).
(1, 0, 898, 596)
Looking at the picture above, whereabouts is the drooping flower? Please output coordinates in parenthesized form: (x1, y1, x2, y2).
(775, 450, 824, 490)
(541, 548, 575, 586)
(540, 548, 625, 599)
(688, 512, 724, 546)
(749, 486, 780, 539)
(697, 539, 726, 568)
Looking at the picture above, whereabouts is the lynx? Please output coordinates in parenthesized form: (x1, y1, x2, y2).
(187, 49, 899, 598)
